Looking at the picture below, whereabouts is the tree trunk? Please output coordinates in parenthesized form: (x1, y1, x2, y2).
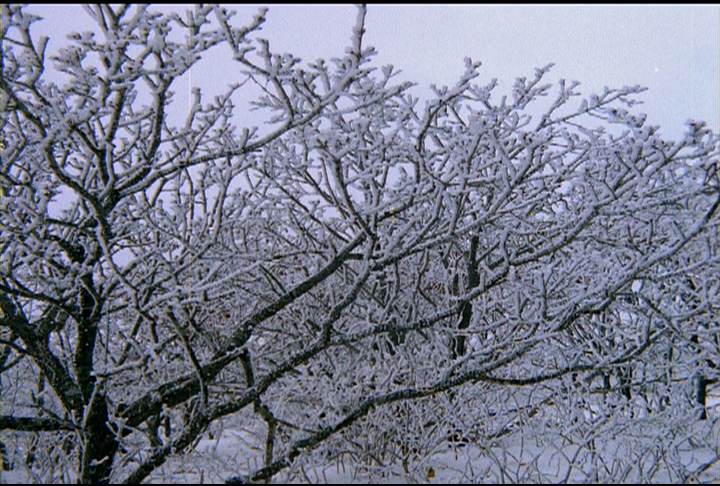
(451, 235, 479, 361)
(79, 393, 119, 484)
(696, 375, 708, 421)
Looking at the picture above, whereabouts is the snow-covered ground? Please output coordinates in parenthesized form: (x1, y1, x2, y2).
(2, 393, 719, 484)
(146, 422, 720, 484)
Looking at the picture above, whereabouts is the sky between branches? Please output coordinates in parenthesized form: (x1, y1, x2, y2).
(27, 4, 719, 140)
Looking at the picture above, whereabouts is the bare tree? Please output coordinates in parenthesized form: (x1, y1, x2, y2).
(1, 4, 718, 484)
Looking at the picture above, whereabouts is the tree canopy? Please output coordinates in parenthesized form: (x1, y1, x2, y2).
(1, 4, 719, 483)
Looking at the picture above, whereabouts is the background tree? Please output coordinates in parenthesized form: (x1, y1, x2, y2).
(1, 4, 718, 483)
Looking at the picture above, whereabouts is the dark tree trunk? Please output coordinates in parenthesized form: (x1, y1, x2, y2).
(451, 235, 479, 361)
(696, 375, 708, 421)
(79, 393, 119, 484)
(659, 345, 673, 412)
(74, 275, 119, 483)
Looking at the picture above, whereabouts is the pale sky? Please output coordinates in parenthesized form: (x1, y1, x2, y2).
(26, 4, 720, 140)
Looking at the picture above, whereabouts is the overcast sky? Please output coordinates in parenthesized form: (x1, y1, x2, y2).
(27, 4, 720, 140)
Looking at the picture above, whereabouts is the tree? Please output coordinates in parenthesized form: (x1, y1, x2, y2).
(1, 4, 718, 483)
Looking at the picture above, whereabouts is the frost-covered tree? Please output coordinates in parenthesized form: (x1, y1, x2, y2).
(1, 4, 718, 484)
